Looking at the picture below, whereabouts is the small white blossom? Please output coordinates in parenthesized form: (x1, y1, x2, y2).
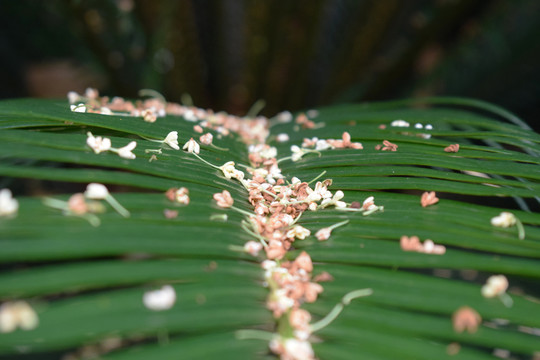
(283, 338, 315, 360)
(199, 133, 213, 145)
(163, 131, 179, 150)
(0, 189, 19, 217)
(276, 111, 293, 123)
(491, 212, 516, 228)
(260, 146, 277, 159)
(84, 183, 109, 200)
(183, 109, 198, 122)
(117, 141, 137, 159)
(481, 275, 509, 298)
(286, 225, 311, 240)
(391, 119, 410, 127)
(414, 123, 423, 129)
(315, 227, 332, 241)
(143, 285, 176, 311)
(315, 139, 332, 151)
(276, 133, 289, 142)
(86, 132, 112, 154)
(291, 145, 305, 162)
(70, 103, 86, 113)
(244, 241, 263, 256)
(0, 301, 39, 333)
(321, 190, 346, 208)
(67, 91, 81, 104)
(219, 161, 244, 181)
(183, 138, 200, 154)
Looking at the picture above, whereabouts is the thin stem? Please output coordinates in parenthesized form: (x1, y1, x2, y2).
(231, 205, 255, 218)
(42, 197, 68, 210)
(192, 153, 220, 169)
(105, 195, 130, 218)
(81, 213, 101, 227)
(307, 171, 327, 186)
(210, 214, 228, 221)
(210, 143, 229, 151)
(515, 218, 525, 240)
(289, 211, 303, 226)
(260, 188, 278, 199)
(181, 93, 193, 106)
(145, 148, 162, 154)
(139, 134, 163, 143)
(499, 293, 514, 308)
(228, 245, 246, 253)
(241, 221, 268, 247)
(327, 220, 349, 231)
(138, 89, 166, 103)
(310, 288, 373, 333)
(276, 156, 293, 164)
(235, 329, 275, 341)
(246, 99, 266, 118)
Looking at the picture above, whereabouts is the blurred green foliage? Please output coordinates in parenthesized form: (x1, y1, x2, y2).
(0, 0, 538, 127)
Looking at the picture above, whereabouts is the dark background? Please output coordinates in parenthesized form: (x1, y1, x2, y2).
(1, 0, 539, 129)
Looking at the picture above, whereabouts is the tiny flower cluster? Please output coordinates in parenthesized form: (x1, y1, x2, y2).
(301, 131, 363, 152)
(69, 88, 270, 145)
(375, 140, 398, 151)
(0, 189, 19, 217)
(68, 88, 166, 122)
(165, 187, 190, 205)
(444, 144, 460, 153)
(400, 235, 446, 255)
(389, 119, 432, 139)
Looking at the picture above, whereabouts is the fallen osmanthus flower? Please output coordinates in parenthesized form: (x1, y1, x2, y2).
(0, 301, 39, 333)
(400, 235, 446, 255)
(84, 183, 130, 218)
(276, 133, 289, 142)
(165, 187, 190, 205)
(182, 138, 200, 154)
(315, 220, 349, 241)
(141, 108, 157, 123)
(269, 337, 315, 360)
(199, 133, 213, 145)
(452, 306, 481, 334)
(391, 119, 410, 128)
(143, 285, 176, 311)
(244, 241, 263, 256)
(163, 209, 179, 219)
(0, 189, 19, 217)
(481, 274, 513, 307)
(444, 144, 460, 153)
(213, 190, 234, 208)
(86, 132, 112, 154)
(70, 103, 86, 113)
(490, 211, 525, 240)
(286, 225, 311, 240)
(421, 191, 439, 207)
(220, 161, 245, 181)
(193, 125, 204, 133)
(375, 140, 398, 151)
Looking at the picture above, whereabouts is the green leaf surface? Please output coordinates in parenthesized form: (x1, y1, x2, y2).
(0, 98, 538, 359)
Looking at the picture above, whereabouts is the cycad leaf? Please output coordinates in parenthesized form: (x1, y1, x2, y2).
(0, 97, 538, 359)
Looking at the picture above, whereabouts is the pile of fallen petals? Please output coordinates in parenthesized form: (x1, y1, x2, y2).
(57, 88, 516, 358)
